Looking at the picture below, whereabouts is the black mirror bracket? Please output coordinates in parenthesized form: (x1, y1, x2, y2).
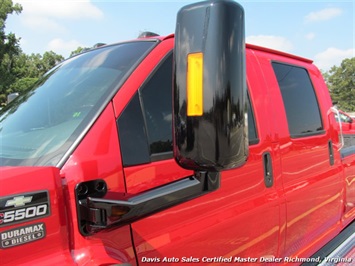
(75, 172, 220, 235)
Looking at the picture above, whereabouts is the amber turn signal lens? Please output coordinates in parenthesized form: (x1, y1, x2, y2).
(187, 52, 203, 116)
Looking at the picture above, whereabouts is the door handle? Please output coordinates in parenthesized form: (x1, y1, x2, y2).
(76, 172, 220, 235)
(263, 152, 273, 188)
(328, 140, 335, 166)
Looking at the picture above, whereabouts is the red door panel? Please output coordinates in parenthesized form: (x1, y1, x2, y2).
(256, 50, 344, 258)
(280, 135, 343, 257)
(129, 144, 281, 263)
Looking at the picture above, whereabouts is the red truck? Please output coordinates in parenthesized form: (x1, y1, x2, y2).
(0, 1, 354, 265)
(336, 110, 355, 133)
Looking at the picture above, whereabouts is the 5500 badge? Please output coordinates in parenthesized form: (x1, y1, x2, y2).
(0, 191, 50, 226)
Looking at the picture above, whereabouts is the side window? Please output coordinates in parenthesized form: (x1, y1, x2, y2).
(118, 53, 173, 166)
(272, 62, 323, 137)
(117, 93, 150, 166)
(140, 53, 173, 158)
(247, 93, 258, 143)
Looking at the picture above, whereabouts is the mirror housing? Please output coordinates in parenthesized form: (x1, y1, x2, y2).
(173, 0, 248, 172)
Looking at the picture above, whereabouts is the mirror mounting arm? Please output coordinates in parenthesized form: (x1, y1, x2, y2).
(76, 172, 220, 235)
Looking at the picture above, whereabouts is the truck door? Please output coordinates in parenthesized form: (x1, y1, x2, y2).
(268, 59, 343, 258)
(114, 42, 283, 263)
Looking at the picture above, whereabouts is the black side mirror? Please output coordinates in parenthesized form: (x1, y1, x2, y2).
(173, 0, 248, 172)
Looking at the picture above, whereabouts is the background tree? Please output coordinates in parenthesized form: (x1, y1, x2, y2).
(324, 57, 355, 112)
(9, 51, 64, 94)
(70, 46, 88, 57)
(0, 0, 22, 61)
(69, 44, 105, 58)
(0, 0, 22, 103)
(0, 0, 64, 105)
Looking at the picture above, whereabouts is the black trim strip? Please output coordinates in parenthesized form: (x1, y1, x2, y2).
(150, 151, 173, 162)
(290, 130, 326, 139)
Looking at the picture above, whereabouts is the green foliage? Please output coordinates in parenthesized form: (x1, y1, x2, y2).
(70, 46, 88, 57)
(19, 51, 64, 77)
(0, 0, 22, 103)
(0, 0, 22, 46)
(10, 77, 38, 93)
(0, 0, 65, 105)
(325, 57, 355, 112)
(0, 50, 64, 105)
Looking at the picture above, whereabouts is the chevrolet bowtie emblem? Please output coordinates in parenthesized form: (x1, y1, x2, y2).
(5, 196, 33, 207)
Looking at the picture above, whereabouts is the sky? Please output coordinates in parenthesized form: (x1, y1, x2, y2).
(5, 0, 355, 71)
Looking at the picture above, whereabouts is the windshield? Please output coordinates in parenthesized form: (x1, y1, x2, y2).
(0, 41, 155, 166)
